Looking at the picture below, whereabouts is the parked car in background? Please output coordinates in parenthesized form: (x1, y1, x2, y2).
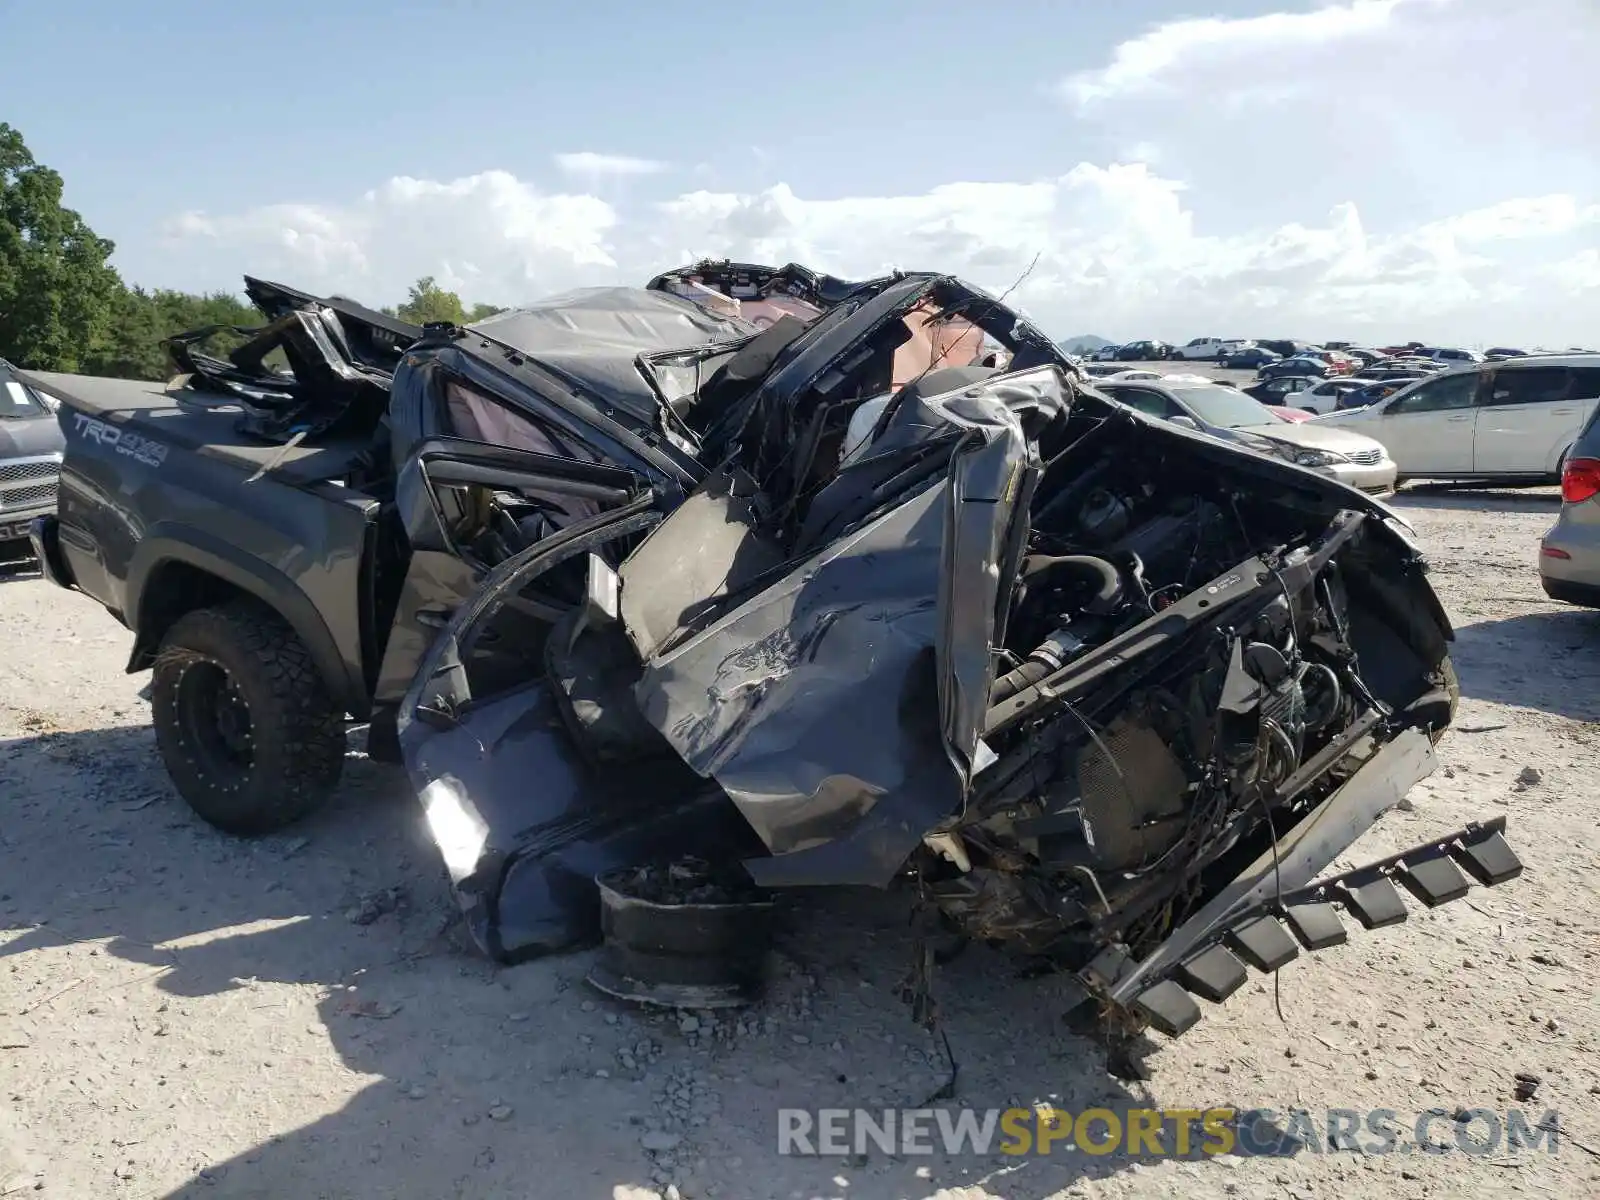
(1088, 344, 1125, 361)
(1096, 377, 1397, 492)
(1265, 406, 1317, 422)
(1368, 355, 1438, 367)
(1361, 364, 1439, 383)
(1117, 340, 1173, 361)
(1313, 355, 1600, 484)
(1539, 399, 1600, 607)
(1485, 348, 1528, 361)
(1342, 348, 1384, 366)
(1244, 375, 1326, 406)
(1253, 340, 1311, 359)
(1220, 345, 1281, 368)
(1313, 350, 1360, 375)
(1, 359, 65, 553)
(1423, 347, 1485, 368)
(1082, 365, 1186, 381)
(1337, 380, 1410, 411)
(1172, 337, 1246, 361)
(1259, 356, 1333, 380)
(1278, 376, 1386, 414)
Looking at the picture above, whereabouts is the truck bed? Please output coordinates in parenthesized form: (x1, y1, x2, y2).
(22, 371, 374, 487)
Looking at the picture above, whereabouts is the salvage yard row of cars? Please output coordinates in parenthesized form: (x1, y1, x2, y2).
(9, 262, 1530, 1055)
(1074, 346, 1600, 607)
(1085, 337, 1583, 370)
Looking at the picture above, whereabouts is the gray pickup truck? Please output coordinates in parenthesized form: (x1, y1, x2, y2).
(27, 265, 1523, 1047)
(25, 273, 751, 834)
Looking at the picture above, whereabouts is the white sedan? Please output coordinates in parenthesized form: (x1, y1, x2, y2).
(1096, 377, 1397, 493)
(1281, 376, 1386, 414)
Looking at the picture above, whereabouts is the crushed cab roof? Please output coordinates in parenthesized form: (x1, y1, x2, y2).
(465, 287, 759, 425)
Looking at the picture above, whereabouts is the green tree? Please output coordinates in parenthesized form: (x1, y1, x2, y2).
(0, 123, 124, 370)
(82, 287, 265, 381)
(4, 123, 516, 381)
(394, 276, 468, 326)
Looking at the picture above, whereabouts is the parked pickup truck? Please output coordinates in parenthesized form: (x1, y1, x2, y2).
(1, 358, 64, 548)
(24, 274, 761, 833)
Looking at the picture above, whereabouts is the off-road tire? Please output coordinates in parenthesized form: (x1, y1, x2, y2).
(151, 601, 345, 835)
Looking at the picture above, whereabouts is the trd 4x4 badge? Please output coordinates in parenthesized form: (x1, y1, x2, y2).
(72, 414, 168, 468)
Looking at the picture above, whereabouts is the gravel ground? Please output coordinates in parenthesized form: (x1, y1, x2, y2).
(1, 487, 1597, 1200)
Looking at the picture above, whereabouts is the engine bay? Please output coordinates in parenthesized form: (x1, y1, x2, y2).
(920, 413, 1454, 963)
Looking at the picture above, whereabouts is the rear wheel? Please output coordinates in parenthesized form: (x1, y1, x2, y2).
(151, 602, 346, 834)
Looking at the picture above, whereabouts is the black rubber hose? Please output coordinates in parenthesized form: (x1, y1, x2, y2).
(1018, 554, 1125, 614)
(991, 656, 1055, 706)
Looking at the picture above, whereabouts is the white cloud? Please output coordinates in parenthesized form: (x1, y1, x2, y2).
(154, 1, 1600, 347)
(1061, 0, 1417, 107)
(552, 152, 670, 178)
(168, 170, 619, 302)
(159, 162, 1598, 346)
(1053, 0, 1600, 242)
(1420, 197, 1600, 244)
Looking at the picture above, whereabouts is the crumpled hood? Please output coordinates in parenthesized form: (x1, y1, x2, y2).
(623, 365, 1070, 887)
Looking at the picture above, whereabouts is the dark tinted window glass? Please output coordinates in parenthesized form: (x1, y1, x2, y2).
(1, 380, 44, 418)
(1110, 387, 1177, 418)
(1568, 368, 1600, 403)
(1488, 367, 1571, 407)
(442, 379, 604, 529)
(1389, 372, 1480, 414)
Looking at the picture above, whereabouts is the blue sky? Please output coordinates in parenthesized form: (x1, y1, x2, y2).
(5, 0, 1598, 343)
(9, 0, 1222, 237)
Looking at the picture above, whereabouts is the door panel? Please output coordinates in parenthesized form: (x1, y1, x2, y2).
(373, 437, 651, 704)
(1371, 373, 1481, 474)
(1471, 367, 1573, 474)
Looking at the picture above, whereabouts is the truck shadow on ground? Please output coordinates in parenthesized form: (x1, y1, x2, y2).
(1, 721, 1303, 1200)
(1449, 608, 1600, 722)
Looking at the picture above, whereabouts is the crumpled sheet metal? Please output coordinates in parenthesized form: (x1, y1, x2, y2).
(404, 679, 760, 963)
(628, 367, 1070, 888)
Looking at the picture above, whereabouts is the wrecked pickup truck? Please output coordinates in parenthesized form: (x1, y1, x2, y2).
(27, 262, 1521, 1043)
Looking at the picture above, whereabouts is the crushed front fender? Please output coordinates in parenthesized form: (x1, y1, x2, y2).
(404, 680, 761, 963)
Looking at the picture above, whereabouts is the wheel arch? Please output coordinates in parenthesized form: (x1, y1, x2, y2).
(1552, 440, 1574, 479)
(125, 527, 370, 719)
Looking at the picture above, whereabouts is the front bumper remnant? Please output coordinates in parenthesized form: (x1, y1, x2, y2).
(1079, 729, 1525, 1037)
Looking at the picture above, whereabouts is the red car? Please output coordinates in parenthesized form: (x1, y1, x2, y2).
(1265, 405, 1317, 422)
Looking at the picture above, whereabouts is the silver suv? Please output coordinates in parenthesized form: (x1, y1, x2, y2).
(1539, 401, 1600, 606)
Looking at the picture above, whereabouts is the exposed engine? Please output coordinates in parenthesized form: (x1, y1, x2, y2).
(921, 424, 1448, 965)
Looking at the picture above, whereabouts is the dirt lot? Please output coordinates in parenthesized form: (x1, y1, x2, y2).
(2, 487, 1597, 1200)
